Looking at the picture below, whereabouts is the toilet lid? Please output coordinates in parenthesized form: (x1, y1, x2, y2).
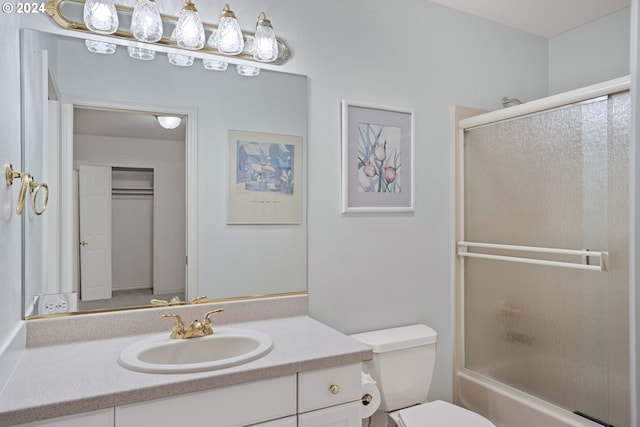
(398, 401, 495, 427)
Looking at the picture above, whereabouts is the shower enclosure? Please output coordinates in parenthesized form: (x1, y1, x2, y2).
(455, 78, 631, 427)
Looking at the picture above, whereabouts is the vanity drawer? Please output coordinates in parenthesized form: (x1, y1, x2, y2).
(115, 375, 296, 427)
(297, 363, 362, 413)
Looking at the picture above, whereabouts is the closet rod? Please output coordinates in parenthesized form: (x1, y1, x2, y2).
(112, 188, 154, 196)
(457, 241, 606, 272)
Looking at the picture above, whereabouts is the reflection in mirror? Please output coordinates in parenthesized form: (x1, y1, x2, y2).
(22, 29, 308, 318)
(73, 108, 186, 311)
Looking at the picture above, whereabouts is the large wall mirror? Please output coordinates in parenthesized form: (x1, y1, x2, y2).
(22, 29, 308, 318)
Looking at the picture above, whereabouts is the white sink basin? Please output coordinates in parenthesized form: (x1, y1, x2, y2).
(118, 327, 273, 374)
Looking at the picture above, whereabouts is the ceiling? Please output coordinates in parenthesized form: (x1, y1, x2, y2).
(429, 0, 631, 38)
(74, 108, 185, 142)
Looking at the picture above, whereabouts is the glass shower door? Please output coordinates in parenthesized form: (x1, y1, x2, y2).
(460, 92, 630, 427)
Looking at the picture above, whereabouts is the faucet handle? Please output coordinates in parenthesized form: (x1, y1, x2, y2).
(161, 314, 185, 339)
(202, 309, 224, 335)
(203, 308, 224, 323)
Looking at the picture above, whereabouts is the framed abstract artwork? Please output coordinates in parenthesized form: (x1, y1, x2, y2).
(341, 100, 414, 213)
(228, 130, 302, 224)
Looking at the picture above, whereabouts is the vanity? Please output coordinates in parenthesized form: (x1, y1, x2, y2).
(0, 296, 372, 427)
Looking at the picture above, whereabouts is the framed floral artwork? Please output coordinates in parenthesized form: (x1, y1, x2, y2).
(228, 130, 302, 224)
(341, 100, 414, 213)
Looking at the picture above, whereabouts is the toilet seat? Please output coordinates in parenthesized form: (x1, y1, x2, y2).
(397, 400, 495, 427)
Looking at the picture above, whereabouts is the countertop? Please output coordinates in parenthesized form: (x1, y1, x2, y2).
(0, 298, 372, 426)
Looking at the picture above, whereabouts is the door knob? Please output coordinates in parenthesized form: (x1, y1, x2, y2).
(80, 241, 89, 246)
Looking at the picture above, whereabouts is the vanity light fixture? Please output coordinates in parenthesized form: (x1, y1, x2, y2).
(175, 0, 205, 50)
(157, 116, 182, 129)
(130, 0, 163, 43)
(253, 12, 278, 62)
(83, 0, 118, 34)
(213, 4, 244, 55)
(48, 0, 292, 69)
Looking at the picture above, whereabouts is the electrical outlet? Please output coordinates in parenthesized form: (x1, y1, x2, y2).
(38, 294, 72, 315)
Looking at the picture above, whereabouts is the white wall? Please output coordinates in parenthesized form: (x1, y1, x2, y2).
(74, 134, 185, 294)
(268, 0, 548, 402)
(549, 8, 631, 94)
(0, 14, 25, 392)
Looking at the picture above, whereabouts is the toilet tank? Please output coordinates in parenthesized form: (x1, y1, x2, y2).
(351, 324, 437, 412)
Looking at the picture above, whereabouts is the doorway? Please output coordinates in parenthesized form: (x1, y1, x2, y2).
(63, 105, 190, 311)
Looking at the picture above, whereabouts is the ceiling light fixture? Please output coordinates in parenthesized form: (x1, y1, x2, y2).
(157, 116, 182, 130)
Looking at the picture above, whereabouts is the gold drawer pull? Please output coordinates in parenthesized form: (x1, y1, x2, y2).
(329, 384, 340, 395)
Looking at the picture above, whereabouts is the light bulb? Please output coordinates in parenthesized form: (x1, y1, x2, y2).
(83, 0, 119, 34)
(253, 12, 278, 62)
(213, 4, 244, 55)
(131, 0, 163, 43)
(175, 0, 205, 50)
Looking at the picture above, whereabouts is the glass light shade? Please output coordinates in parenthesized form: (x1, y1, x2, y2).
(128, 46, 156, 60)
(236, 64, 260, 76)
(203, 59, 228, 71)
(85, 39, 116, 54)
(83, 0, 119, 34)
(253, 15, 278, 62)
(168, 53, 194, 66)
(157, 116, 182, 129)
(175, 2, 205, 50)
(131, 0, 163, 43)
(213, 5, 244, 55)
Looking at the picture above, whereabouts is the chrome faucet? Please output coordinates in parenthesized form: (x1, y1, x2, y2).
(161, 309, 224, 339)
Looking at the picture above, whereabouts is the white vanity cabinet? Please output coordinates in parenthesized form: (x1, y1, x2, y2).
(297, 363, 362, 427)
(12, 364, 363, 427)
(115, 375, 297, 427)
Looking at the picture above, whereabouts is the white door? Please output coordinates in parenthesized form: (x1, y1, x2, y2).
(79, 165, 112, 301)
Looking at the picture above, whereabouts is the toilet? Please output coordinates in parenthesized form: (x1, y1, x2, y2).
(351, 324, 495, 427)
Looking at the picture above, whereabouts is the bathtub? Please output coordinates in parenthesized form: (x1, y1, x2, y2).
(455, 369, 603, 427)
